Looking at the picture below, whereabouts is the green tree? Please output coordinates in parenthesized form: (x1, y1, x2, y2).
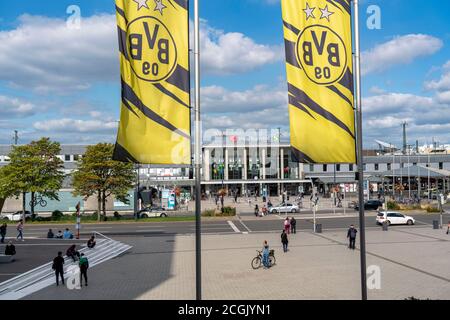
(71, 143, 135, 221)
(0, 138, 65, 218)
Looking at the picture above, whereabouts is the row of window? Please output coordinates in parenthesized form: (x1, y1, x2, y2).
(309, 162, 444, 172)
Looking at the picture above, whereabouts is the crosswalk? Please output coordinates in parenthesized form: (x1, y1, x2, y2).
(0, 233, 132, 300)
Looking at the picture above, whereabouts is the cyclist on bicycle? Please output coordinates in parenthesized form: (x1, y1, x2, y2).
(262, 240, 270, 268)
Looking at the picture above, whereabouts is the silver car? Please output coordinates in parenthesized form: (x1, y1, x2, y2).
(269, 203, 299, 214)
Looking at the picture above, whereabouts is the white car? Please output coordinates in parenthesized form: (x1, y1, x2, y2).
(1, 211, 32, 221)
(269, 203, 299, 214)
(376, 211, 415, 226)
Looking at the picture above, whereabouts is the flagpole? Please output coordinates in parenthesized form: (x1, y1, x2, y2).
(352, 0, 368, 300)
(194, 0, 202, 301)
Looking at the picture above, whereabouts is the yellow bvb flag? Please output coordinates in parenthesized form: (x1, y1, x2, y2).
(281, 0, 356, 163)
(113, 0, 191, 164)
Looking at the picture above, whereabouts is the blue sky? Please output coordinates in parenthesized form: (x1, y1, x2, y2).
(0, 0, 449, 149)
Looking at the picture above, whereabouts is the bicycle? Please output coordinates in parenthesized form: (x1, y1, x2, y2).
(29, 195, 47, 208)
(251, 249, 276, 269)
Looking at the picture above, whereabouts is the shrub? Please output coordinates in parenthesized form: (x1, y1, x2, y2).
(222, 206, 236, 216)
(387, 201, 400, 210)
(113, 211, 122, 220)
(201, 209, 216, 217)
(51, 210, 64, 221)
(426, 206, 440, 213)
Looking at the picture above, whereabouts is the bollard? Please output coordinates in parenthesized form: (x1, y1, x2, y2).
(432, 220, 439, 230)
(382, 221, 388, 231)
(315, 223, 322, 233)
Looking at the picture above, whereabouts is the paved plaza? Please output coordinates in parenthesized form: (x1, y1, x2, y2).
(22, 224, 450, 300)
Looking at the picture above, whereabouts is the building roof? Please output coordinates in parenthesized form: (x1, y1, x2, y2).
(379, 165, 450, 178)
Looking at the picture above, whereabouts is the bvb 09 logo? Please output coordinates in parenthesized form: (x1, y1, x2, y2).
(127, 16, 177, 82)
(296, 25, 347, 85)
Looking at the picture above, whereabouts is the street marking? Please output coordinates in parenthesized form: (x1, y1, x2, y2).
(238, 219, 252, 233)
(227, 221, 240, 233)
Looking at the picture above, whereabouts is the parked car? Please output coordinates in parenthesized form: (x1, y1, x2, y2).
(1, 211, 32, 221)
(269, 203, 299, 214)
(354, 200, 383, 210)
(376, 211, 415, 226)
(138, 207, 168, 218)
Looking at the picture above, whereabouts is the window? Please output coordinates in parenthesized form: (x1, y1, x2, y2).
(375, 163, 379, 171)
(336, 164, 341, 172)
(323, 164, 327, 172)
(309, 164, 314, 172)
(65, 155, 71, 161)
(349, 164, 354, 171)
(401, 163, 404, 168)
(387, 163, 391, 170)
(363, 163, 367, 171)
(439, 162, 443, 170)
(73, 155, 79, 161)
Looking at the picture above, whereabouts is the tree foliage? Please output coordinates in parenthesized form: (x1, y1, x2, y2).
(71, 143, 135, 220)
(0, 138, 65, 206)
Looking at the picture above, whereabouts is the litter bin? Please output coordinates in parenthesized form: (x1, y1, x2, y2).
(433, 220, 439, 229)
(315, 223, 322, 233)
(382, 221, 388, 231)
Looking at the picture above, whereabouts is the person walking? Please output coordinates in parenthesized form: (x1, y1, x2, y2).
(284, 217, 291, 234)
(347, 225, 358, 250)
(281, 230, 289, 252)
(16, 220, 24, 241)
(254, 204, 259, 217)
(446, 221, 450, 235)
(0, 223, 7, 243)
(52, 251, 65, 286)
(290, 217, 297, 234)
(79, 253, 89, 287)
(262, 240, 270, 268)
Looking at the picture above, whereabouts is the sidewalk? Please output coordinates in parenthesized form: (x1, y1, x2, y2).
(25, 227, 450, 300)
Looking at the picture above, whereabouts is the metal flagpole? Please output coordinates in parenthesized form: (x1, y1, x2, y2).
(194, 0, 202, 301)
(352, 0, 368, 300)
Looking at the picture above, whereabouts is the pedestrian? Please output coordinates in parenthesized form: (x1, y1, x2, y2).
(284, 217, 290, 234)
(281, 230, 289, 252)
(215, 194, 219, 206)
(66, 244, 80, 262)
(16, 220, 24, 241)
(447, 221, 450, 235)
(52, 251, 65, 286)
(347, 225, 357, 250)
(63, 228, 73, 239)
(267, 199, 273, 209)
(79, 253, 89, 287)
(234, 192, 238, 203)
(290, 217, 297, 234)
(47, 229, 54, 239)
(262, 240, 270, 268)
(0, 223, 7, 243)
(5, 241, 16, 256)
(87, 235, 96, 249)
(220, 195, 224, 208)
(55, 230, 63, 239)
(254, 204, 259, 217)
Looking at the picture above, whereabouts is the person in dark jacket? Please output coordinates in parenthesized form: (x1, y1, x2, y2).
(47, 229, 54, 239)
(290, 217, 297, 234)
(0, 223, 7, 243)
(281, 230, 289, 252)
(254, 204, 259, 217)
(79, 253, 89, 287)
(66, 244, 80, 262)
(87, 235, 96, 249)
(5, 241, 16, 255)
(52, 251, 65, 286)
(347, 225, 357, 250)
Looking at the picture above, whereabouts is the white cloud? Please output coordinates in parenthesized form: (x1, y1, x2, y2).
(199, 21, 283, 75)
(0, 95, 36, 118)
(33, 118, 117, 133)
(0, 14, 118, 94)
(0, 14, 282, 94)
(362, 34, 443, 75)
(202, 84, 287, 113)
(363, 93, 434, 114)
(425, 60, 450, 92)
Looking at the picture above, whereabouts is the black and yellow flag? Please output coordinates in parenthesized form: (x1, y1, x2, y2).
(113, 0, 191, 164)
(281, 0, 356, 163)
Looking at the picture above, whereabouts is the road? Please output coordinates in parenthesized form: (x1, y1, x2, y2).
(2, 212, 448, 238)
